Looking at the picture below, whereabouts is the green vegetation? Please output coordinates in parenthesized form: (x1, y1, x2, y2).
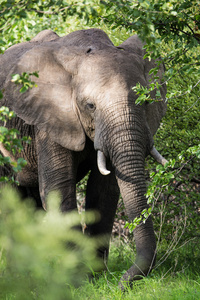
(0, 0, 199, 299)
(0, 105, 31, 181)
(0, 188, 99, 300)
(70, 242, 200, 299)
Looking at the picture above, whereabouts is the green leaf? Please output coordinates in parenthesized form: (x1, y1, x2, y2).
(11, 74, 21, 82)
(20, 86, 28, 93)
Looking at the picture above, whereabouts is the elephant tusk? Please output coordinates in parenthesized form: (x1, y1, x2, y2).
(97, 151, 111, 175)
(150, 146, 168, 166)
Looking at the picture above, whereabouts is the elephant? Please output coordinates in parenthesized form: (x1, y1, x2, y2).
(0, 28, 167, 289)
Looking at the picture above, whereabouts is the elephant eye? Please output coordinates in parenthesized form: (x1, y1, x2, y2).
(86, 102, 96, 111)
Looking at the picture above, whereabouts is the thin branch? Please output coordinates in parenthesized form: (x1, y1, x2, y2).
(183, 96, 200, 113)
(27, 4, 78, 15)
(175, 156, 196, 176)
(186, 22, 196, 36)
(0, 0, 26, 14)
(155, 208, 187, 270)
(178, 28, 200, 42)
(190, 178, 200, 184)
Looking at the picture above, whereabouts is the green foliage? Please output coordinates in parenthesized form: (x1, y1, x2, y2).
(0, 72, 38, 180)
(0, 188, 99, 300)
(149, 52, 200, 243)
(11, 72, 39, 93)
(99, 0, 200, 106)
(132, 81, 162, 105)
(0, 106, 31, 181)
(125, 207, 152, 233)
(125, 142, 199, 236)
(100, 0, 199, 46)
(0, 0, 103, 52)
(0, 106, 16, 122)
(0, 125, 30, 155)
(143, 145, 199, 251)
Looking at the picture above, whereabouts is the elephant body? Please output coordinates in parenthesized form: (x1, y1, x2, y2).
(0, 29, 167, 288)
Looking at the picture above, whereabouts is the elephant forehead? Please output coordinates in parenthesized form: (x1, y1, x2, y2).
(76, 61, 126, 96)
(77, 51, 145, 91)
(60, 28, 114, 48)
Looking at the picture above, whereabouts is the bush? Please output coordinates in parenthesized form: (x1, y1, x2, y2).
(0, 188, 99, 300)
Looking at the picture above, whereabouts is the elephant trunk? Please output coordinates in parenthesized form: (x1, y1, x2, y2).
(117, 175, 156, 289)
(96, 107, 157, 289)
(113, 149, 156, 289)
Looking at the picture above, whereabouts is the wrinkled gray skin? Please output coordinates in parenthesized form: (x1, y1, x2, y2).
(0, 29, 167, 289)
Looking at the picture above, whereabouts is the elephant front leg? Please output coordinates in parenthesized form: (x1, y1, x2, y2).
(85, 160, 120, 264)
(36, 131, 77, 212)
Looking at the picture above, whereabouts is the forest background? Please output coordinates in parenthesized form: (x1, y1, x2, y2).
(0, 1, 200, 299)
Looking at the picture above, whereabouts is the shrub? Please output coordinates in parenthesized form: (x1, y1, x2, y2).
(0, 188, 99, 300)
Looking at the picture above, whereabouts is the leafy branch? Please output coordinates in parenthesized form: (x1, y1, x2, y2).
(125, 143, 200, 232)
(11, 71, 39, 93)
(0, 107, 31, 180)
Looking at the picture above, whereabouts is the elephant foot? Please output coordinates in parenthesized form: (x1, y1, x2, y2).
(118, 255, 156, 291)
(118, 268, 144, 291)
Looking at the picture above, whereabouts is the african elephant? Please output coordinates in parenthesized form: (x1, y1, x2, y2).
(0, 28, 167, 289)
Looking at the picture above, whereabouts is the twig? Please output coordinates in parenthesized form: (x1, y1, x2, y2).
(28, 4, 78, 15)
(155, 206, 187, 270)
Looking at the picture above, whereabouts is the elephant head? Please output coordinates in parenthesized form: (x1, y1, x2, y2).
(0, 28, 167, 288)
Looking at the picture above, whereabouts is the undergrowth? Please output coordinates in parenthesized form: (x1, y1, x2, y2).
(1, 188, 200, 299)
(71, 239, 200, 299)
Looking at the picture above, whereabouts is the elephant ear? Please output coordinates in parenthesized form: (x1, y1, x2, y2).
(119, 35, 167, 136)
(30, 29, 59, 42)
(143, 58, 167, 136)
(5, 44, 86, 151)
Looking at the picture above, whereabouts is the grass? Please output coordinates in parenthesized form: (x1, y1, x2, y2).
(72, 275, 200, 300)
(70, 239, 200, 300)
